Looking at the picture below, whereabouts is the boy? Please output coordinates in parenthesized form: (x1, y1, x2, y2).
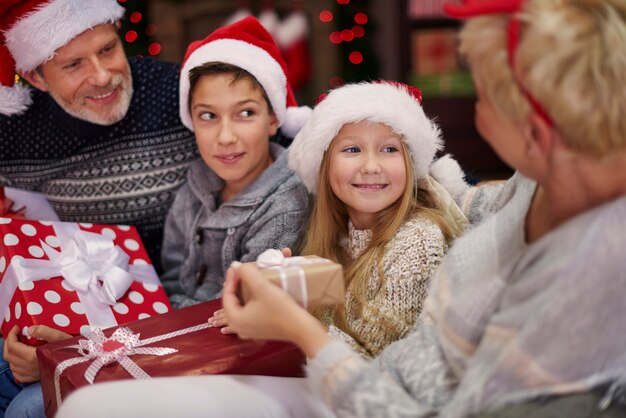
(161, 16, 311, 308)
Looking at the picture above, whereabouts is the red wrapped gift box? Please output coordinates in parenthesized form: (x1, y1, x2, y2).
(37, 299, 305, 418)
(0, 217, 172, 346)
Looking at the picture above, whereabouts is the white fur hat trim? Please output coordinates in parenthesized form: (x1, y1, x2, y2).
(5, 0, 124, 73)
(179, 39, 287, 132)
(288, 82, 443, 193)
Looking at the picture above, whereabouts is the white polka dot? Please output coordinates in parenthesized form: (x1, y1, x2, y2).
(21, 326, 30, 337)
(128, 291, 144, 304)
(0, 256, 5, 273)
(101, 228, 116, 239)
(0, 218, 12, 224)
(133, 259, 149, 266)
(39, 221, 53, 226)
(14, 302, 22, 319)
(18, 280, 34, 291)
(28, 245, 44, 258)
(4, 306, 10, 322)
(53, 314, 70, 327)
(123, 239, 140, 251)
(113, 303, 129, 314)
(138, 313, 151, 320)
(61, 279, 75, 291)
(79, 223, 93, 228)
(44, 290, 61, 303)
(142, 283, 158, 292)
(118, 225, 131, 231)
(11, 255, 24, 265)
(26, 302, 43, 315)
(4, 234, 19, 246)
(80, 325, 92, 336)
(45, 235, 60, 248)
(20, 224, 37, 236)
(153, 302, 169, 314)
(71, 302, 85, 315)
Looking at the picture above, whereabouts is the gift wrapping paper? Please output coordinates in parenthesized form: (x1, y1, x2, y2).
(37, 299, 305, 417)
(238, 250, 344, 308)
(0, 217, 171, 346)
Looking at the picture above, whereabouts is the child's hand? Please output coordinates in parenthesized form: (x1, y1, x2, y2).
(3, 325, 71, 382)
(207, 309, 237, 334)
(222, 264, 330, 358)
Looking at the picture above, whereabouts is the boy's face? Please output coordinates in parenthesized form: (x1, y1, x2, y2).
(190, 73, 278, 200)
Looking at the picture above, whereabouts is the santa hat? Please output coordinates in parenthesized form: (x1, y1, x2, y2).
(0, 0, 125, 116)
(288, 81, 468, 196)
(179, 16, 311, 137)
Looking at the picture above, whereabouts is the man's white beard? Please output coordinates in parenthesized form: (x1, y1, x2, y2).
(49, 70, 133, 126)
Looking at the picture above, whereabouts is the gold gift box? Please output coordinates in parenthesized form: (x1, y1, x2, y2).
(238, 256, 344, 308)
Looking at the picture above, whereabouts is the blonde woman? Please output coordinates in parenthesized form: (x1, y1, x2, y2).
(288, 81, 467, 358)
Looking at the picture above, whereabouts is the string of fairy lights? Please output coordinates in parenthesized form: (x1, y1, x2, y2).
(117, 0, 377, 88)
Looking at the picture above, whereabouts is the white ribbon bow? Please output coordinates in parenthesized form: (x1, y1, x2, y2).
(78, 327, 178, 384)
(52, 322, 210, 407)
(0, 222, 161, 329)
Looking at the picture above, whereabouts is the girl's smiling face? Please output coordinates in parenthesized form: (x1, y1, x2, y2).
(328, 121, 408, 229)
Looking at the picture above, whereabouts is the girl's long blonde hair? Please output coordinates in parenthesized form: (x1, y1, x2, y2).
(302, 136, 464, 342)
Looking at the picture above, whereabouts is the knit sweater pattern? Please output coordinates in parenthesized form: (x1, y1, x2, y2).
(0, 58, 198, 268)
(324, 213, 447, 358)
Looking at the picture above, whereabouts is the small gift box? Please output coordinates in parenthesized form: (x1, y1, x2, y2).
(237, 249, 344, 308)
(37, 299, 305, 418)
(0, 217, 171, 346)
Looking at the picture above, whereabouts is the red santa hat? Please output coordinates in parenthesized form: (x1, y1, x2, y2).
(288, 81, 467, 197)
(0, 0, 125, 116)
(179, 16, 311, 137)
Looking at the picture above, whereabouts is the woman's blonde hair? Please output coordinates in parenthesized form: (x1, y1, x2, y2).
(302, 135, 464, 343)
(459, 0, 626, 157)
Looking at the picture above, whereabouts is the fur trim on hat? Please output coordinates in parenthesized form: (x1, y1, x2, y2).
(288, 82, 443, 194)
(429, 154, 470, 204)
(0, 83, 32, 116)
(179, 38, 287, 132)
(281, 105, 312, 138)
(5, 0, 124, 73)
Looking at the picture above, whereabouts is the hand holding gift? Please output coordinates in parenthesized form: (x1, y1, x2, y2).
(223, 264, 332, 358)
(224, 250, 344, 358)
(3, 324, 71, 382)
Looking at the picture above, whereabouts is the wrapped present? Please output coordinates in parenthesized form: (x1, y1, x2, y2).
(37, 299, 305, 418)
(0, 217, 171, 346)
(408, 0, 462, 18)
(411, 28, 459, 75)
(1, 187, 59, 221)
(237, 249, 344, 308)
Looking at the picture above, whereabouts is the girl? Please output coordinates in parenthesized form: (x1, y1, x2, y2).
(287, 81, 468, 357)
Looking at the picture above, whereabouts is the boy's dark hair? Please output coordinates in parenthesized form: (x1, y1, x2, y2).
(187, 62, 273, 114)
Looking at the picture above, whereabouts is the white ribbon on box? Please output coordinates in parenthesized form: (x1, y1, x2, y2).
(254, 249, 331, 309)
(52, 322, 209, 406)
(0, 222, 161, 329)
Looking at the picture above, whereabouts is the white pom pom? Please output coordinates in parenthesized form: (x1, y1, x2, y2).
(281, 105, 312, 138)
(429, 154, 470, 203)
(0, 84, 32, 116)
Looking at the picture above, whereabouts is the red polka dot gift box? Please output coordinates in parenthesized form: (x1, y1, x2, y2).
(0, 217, 172, 346)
